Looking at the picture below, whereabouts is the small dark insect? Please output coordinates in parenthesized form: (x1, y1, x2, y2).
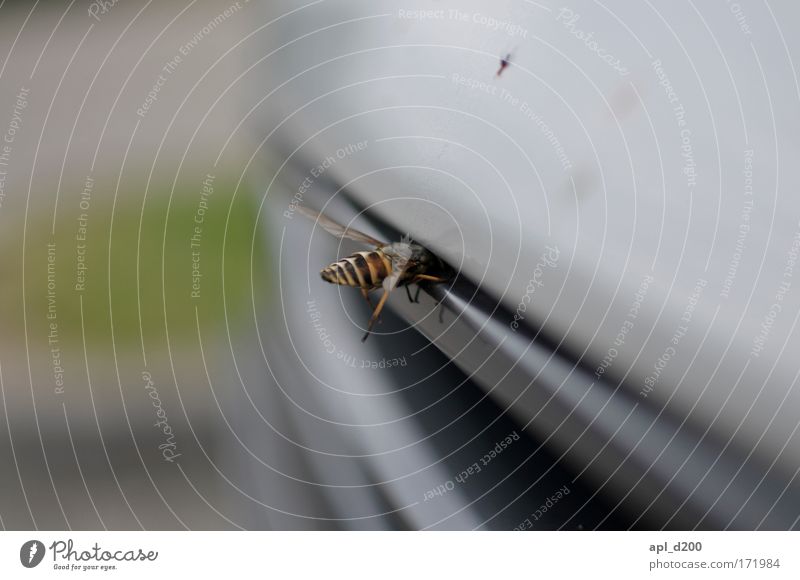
(298, 205, 448, 342)
(496, 53, 512, 77)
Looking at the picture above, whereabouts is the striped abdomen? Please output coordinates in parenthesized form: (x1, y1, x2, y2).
(320, 250, 391, 290)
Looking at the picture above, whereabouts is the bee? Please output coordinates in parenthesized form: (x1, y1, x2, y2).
(297, 205, 448, 341)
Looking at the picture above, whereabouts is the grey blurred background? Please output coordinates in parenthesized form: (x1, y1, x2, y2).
(1, 0, 800, 530)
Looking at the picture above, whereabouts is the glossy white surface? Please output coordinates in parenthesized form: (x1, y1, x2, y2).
(252, 0, 800, 470)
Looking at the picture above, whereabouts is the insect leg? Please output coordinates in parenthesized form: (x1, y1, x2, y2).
(404, 285, 420, 303)
(408, 274, 448, 321)
(360, 288, 373, 309)
(413, 286, 422, 303)
(362, 289, 390, 342)
(411, 274, 448, 284)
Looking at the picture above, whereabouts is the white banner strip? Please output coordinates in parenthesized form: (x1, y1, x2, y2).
(1, 531, 798, 578)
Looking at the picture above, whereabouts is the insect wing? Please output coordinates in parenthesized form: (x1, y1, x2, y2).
(382, 244, 414, 292)
(296, 205, 384, 246)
